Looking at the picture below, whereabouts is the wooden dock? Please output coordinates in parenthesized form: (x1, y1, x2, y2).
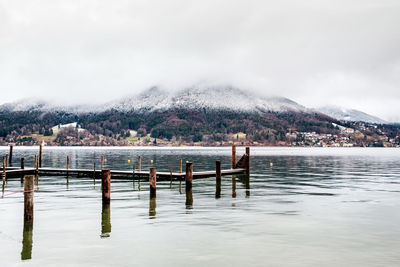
(1, 145, 250, 181)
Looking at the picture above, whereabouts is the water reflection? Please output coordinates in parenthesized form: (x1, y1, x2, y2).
(185, 191, 193, 209)
(101, 203, 111, 238)
(232, 175, 237, 198)
(21, 220, 33, 260)
(149, 197, 156, 218)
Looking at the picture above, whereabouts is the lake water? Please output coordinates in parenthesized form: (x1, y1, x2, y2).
(1, 147, 400, 267)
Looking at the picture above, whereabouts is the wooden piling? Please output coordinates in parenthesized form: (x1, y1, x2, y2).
(149, 167, 156, 199)
(101, 156, 104, 170)
(101, 169, 111, 204)
(5, 154, 8, 168)
(21, 158, 25, 169)
(24, 175, 34, 221)
(245, 146, 250, 177)
(179, 159, 182, 173)
(138, 156, 141, 172)
(21, 219, 33, 260)
(66, 156, 70, 176)
(2, 157, 6, 181)
(185, 162, 193, 207)
(93, 162, 96, 183)
(39, 145, 42, 168)
(232, 145, 236, 169)
(169, 168, 173, 188)
(101, 202, 111, 238)
(34, 155, 38, 172)
(216, 160, 221, 198)
(9, 145, 13, 166)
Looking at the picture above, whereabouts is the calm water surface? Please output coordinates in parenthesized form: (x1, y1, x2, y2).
(1, 147, 400, 266)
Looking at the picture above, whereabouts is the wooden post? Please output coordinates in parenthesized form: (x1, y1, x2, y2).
(9, 145, 13, 166)
(93, 162, 96, 183)
(24, 175, 34, 221)
(232, 145, 236, 169)
(21, 219, 33, 260)
(21, 158, 25, 169)
(169, 168, 173, 189)
(185, 162, 193, 207)
(2, 157, 6, 181)
(138, 156, 141, 172)
(179, 159, 182, 173)
(216, 160, 221, 198)
(5, 154, 8, 168)
(39, 145, 42, 168)
(66, 156, 70, 175)
(245, 146, 250, 177)
(149, 167, 156, 199)
(34, 155, 38, 175)
(101, 169, 111, 204)
(101, 156, 104, 170)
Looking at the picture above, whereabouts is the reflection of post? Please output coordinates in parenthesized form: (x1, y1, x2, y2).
(149, 197, 156, 218)
(101, 203, 111, 238)
(215, 161, 221, 199)
(232, 175, 236, 198)
(185, 162, 193, 208)
(21, 220, 33, 260)
(102, 170, 111, 204)
(169, 168, 173, 189)
(232, 145, 236, 169)
(245, 176, 250, 197)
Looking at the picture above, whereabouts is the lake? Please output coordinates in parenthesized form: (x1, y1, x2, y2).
(1, 147, 400, 266)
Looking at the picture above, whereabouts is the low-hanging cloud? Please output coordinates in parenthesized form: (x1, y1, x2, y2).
(0, 0, 399, 121)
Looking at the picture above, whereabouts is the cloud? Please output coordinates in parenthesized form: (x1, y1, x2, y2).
(0, 0, 399, 121)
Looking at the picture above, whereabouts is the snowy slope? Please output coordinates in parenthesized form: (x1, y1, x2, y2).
(317, 106, 386, 124)
(106, 86, 307, 113)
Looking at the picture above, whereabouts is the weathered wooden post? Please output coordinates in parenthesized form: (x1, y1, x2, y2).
(101, 156, 104, 170)
(93, 162, 96, 184)
(34, 155, 38, 175)
(9, 145, 13, 166)
(149, 167, 156, 199)
(2, 157, 6, 181)
(24, 175, 34, 221)
(179, 159, 182, 173)
(245, 146, 250, 177)
(185, 162, 193, 207)
(5, 154, 8, 168)
(21, 158, 25, 169)
(169, 168, 173, 189)
(216, 160, 221, 198)
(101, 169, 111, 204)
(39, 145, 43, 168)
(232, 145, 236, 169)
(138, 156, 141, 172)
(21, 219, 33, 260)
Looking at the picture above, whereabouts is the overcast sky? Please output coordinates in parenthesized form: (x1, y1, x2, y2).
(0, 0, 399, 121)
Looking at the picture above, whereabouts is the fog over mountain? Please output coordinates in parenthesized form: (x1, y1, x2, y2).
(1, 1, 399, 121)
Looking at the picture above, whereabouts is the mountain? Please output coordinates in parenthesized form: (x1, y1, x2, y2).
(317, 106, 387, 124)
(106, 86, 307, 113)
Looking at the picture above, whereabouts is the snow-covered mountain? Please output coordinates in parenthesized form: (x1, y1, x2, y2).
(317, 106, 387, 124)
(0, 86, 307, 114)
(105, 86, 307, 113)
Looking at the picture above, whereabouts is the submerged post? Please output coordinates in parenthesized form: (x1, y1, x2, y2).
(21, 158, 25, 169)
(101, 169, 111, 204)
(185, 162, 193, 207)
(9, 145, 13, 166)
(39, 145, 42, 168)
(216, 160, 221, 198)
(232, 145, 236, 169)
(149, 167, 156, 199)
(24, 175, 34, 221)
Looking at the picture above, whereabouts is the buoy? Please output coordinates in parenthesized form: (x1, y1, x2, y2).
(270, 162, 273, 167)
